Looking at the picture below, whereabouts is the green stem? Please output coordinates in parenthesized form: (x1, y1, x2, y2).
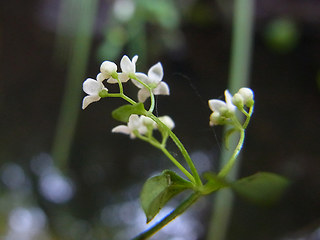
(131, 75, 155, 112)
(218, 129, 245, 178)
(136, 134, 195, 184)
(107, 93, 137, 105)
(242, 106, 254, 129)
(207, 0, 254, 239)
(132, 192, 201, 240)
(146, 113, 202, 187)
(159, 145, 196, 184)
(114, 73, 124, 94)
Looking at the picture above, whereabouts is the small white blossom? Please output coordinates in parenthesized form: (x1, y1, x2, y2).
(112, 114, 148, 138)
(100, 61, 117, 82)
(82, 78, 108, 109)
(108, 55, 138, 84)
(157, 116, 175, 130)
(132, 62, 170, 102)
(208, 90, 236, 126)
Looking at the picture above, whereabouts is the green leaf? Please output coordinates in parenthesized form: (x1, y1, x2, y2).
(140, 170, 193, 223)
(231, 172, 290, 206)
(112, 103, 146, 122)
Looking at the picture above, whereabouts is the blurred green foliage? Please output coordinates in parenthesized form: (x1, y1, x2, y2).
(264, 18, 300, 53)
(97, 0, 182, 63)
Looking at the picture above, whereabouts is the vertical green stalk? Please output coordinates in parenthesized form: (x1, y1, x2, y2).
(206, 0, 254, 239)
(51, 0, 99, 172)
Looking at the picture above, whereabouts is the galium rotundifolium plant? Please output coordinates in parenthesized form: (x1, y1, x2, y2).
(82, 55, 289, 239)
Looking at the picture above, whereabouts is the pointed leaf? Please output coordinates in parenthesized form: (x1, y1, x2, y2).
(231, 172, 290, 206)
(140, 170, 193, 223)
(112, 103, 146, 122)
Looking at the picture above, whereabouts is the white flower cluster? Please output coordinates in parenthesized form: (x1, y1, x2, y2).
(208, 88, 254, 126)
(82, 55, 169, 109)
(112, 114, 175, 139)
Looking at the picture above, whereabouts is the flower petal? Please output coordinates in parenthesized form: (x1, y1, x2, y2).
(158, 115, 175, 129)
(208, 99, 226, 112)
(96, 73, 105, 83)
(112, 125, 131, 135)
(82, 95, 101, 109)
(118, 72, 130, 83)
(120, 55, 137, 74)
(120, 55, 132, 73)
(127, 114, 141, 130)
(224, 90, 236, 112)
(132, 55, 138, 71)
(148, 62, 163, 84)
(137, 88, 150, 102)
(132, 73, 149, 88)
(83, 78, 103, 95)
(153, 82, 169, 95)
(107, 78, 118, 84)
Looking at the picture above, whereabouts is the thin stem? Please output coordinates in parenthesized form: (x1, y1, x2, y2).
(242, 105, 254, 129)
(106, 93, 137, 105)
(114, 74, 124, 94)
(136, 134, 195, 184)
(146, 112, 203, 187)
(131, 75, 155, 112)
(207, 0, 254, 239)
(132, 192, 201, 240)
(240, 108, 250, 118)
(218, 129, 245, 178)
(160, 145, 196, 184)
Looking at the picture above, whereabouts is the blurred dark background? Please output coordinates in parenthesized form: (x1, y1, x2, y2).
(0, 0, 319, 239)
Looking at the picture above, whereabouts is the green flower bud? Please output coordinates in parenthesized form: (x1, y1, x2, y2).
(232, 93, 244, 108)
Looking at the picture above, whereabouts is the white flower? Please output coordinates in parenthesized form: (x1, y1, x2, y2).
(82, 78, 108, 109)
(157, 116, 175, 130)
(209, 90, 236, 113)
(112, 114, 148, 138)
(208, 90, 236, 126)
(100, 61, 117, 82)
(108, 55, 138, 84)
(132, 62, 170, 102)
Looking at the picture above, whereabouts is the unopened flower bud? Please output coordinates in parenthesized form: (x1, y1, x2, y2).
(238, 88, 254, 107)
(232, 93, 244, 108)
(100, 61, 117, 78)
(209, 112, 221, 126)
